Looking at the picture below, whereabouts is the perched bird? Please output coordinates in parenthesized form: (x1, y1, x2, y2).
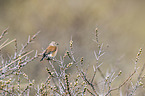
(40, 41, 58, 61)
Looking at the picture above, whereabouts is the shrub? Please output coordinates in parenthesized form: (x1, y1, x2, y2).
(0, 28, 144, 96)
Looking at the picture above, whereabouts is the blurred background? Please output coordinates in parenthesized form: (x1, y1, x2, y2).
(0, 0, 145, 94)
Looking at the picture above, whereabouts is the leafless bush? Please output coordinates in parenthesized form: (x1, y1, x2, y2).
(0, 28, 144, 96)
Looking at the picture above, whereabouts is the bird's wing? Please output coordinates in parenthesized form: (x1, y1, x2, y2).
(45, 46, 57, 55)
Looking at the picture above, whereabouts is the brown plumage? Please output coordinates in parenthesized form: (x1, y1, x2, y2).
(40, 41, 58, 61)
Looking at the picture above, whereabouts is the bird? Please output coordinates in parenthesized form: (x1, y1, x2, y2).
(40, 41, 58, 61)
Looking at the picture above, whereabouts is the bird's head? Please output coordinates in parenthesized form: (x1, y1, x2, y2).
(49, 41, 59, 46)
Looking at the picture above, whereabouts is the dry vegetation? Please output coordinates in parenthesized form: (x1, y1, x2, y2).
(0, 28, 145, 96)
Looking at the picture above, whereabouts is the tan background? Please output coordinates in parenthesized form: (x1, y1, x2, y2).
(0, 0, 145, 94)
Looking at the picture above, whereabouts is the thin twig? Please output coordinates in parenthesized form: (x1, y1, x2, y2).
(0, 87, 14, 95)
(65, 74, 71, 96)
(87, 88, 96, 96)
(0, 39, 16, 50)
(105, 70, 136, 96)
(19, 31, 40, 54)
(48, 61, 65, 92)
(81, 71, 99, 96)
(0, 50, 34, 71)
(129, 63, 145, 95)
(0, 27, 8, 40)
(91, 63, 103, 83)
(138, 63, 145, 80)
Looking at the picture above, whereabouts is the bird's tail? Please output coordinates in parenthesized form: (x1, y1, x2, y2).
(40, 57, 44, 61)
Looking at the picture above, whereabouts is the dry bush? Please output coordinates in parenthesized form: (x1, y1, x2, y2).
(0, 28, 145, 96)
